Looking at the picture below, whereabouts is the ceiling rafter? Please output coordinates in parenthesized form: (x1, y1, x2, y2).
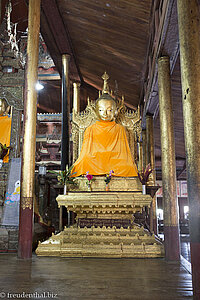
(41, 0, 82, 82)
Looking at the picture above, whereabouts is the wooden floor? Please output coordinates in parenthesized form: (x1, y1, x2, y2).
(0, 253, 193, 300)
(181, 234, 191, 262)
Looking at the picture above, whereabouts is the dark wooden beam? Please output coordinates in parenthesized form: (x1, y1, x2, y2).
(37, 103, 56, 113)
(177, 161, 186, 180)
(41, 0, 82, 82)
(82, 81, 99, 94)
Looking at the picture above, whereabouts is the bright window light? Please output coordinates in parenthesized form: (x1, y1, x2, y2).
(184, 206, 189, 219)
(36, 82, 44, 91)
(157, 209, 163, 220)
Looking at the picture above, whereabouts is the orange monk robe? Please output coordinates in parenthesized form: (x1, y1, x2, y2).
(71, 120, 138, 177)
(0, 116, 12, 163)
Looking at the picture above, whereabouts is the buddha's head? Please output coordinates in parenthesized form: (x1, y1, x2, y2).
(95, 72, 117, 121)
(96, 97, 117, 121)
(0, 98, 8, 116)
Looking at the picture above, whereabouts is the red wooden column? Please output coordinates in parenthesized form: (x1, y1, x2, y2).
(18, 0, 41, 259)
(177, 0, 200, 298)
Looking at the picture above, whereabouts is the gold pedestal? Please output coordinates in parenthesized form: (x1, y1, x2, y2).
(36, 225, 163, 258)
(36, 177, 164, 258)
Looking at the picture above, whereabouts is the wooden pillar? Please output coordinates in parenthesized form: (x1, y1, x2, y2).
(71, 82, 81, 226)
(138, 141, 143, 173)
(146, 115, 157, 234)
(73, 82, 81, 113)
(177, 0, 200, 297)
(146, 115, 156, 184)
(61, 54, 70, 228)
(61, 54, 70, 171)
(158, 56, 180, 261)
(141, 129, 151, 230)
(142, 130, 147, 170)
(18, 0, 41, 259)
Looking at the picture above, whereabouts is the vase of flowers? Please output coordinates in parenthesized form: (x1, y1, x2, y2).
(104, 170, 114, 191)
(142, 184, 146, 195)
(138, 164, 153, 195)
(85, 171, 94, 191)
(49, 165, 77, 194)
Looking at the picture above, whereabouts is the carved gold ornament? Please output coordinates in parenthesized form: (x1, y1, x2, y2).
(21, 197, 33, 210)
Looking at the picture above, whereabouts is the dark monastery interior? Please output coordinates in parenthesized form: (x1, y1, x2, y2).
(0, 0, 199, 299)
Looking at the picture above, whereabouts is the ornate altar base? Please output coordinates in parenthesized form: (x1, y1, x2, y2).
(36, 224, 163, 258)
(36, 177, 164, 258)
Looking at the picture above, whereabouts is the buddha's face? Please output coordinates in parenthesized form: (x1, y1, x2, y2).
(96, 99, 117, 121)
(0, 99, 6, 116)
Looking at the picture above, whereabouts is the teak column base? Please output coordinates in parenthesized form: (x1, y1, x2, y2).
(164, 225, 180, 261)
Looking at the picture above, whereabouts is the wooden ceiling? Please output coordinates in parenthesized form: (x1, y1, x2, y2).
(6, 0, 152, 111)
(40, 0, 152, 108)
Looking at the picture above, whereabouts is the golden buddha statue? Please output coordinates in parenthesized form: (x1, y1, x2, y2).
(71, 73, 138, 177)
(36, 74, 165, 259)
(0, 98, 11, 163)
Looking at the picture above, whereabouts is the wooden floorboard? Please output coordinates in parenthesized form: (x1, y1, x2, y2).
(0, 253, 193, 300)
(181, 234, 191, 262)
